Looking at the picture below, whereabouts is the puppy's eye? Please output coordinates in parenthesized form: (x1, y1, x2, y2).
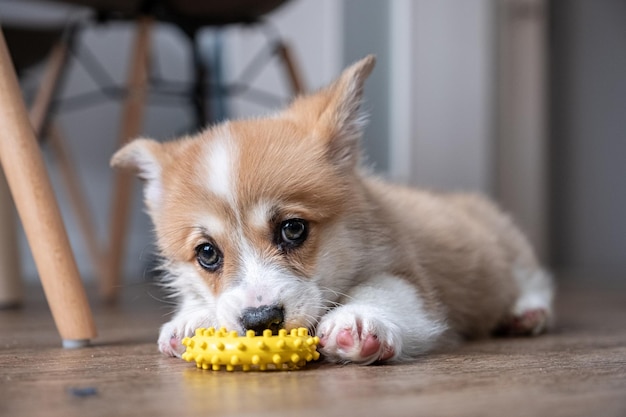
(195, 243, 222, 271)
(278, 219, 308, 248)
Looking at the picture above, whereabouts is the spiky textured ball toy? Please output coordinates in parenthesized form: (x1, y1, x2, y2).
(181, 327, 321, 371)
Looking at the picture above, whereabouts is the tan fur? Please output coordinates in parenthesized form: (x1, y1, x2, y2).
(363, 180, 523, 337)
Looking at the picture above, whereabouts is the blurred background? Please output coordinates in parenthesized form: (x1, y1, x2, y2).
(0, 0, 624, 292)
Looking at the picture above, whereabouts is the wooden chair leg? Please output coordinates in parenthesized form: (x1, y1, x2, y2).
(276, 41, 306, 96)
(103, 17, 153, 302)
(30, 37, 70, 135)
(0, 28, 97, 346)
(27, 33, 105, 285)
(0, 168, 22, 308)
(0, 36, 68, 307)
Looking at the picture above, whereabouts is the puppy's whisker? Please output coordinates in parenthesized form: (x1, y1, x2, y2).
(145, 290, 178, 306)
(319, 286, 354, 303)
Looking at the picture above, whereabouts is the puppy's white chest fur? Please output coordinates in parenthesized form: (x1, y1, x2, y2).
(112, 55, 553, 364)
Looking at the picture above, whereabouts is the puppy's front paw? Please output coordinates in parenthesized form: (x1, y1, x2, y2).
(158, 314, 214, 357)
(158, 320, 187, 357)
(317, 307, 400, 365)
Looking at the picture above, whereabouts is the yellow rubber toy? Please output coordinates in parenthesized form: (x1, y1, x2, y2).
(181, 327, 321, 371)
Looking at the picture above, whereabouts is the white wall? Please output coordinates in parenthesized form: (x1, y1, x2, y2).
(389, 0, 495, 194)
(550, 0, 626, 275)
(496, 0, 549, 260)
(343, 0, 391, 172)
(225, 0, 342, 117)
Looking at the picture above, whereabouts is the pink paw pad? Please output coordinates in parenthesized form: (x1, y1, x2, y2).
(317, 316, 397, 364)
(170, 336, 182, 351)
(336, 329, 355, 349)
(504, 308, 549, 336)
(360, 334, 381, 358)
(336, 328, 394, 362)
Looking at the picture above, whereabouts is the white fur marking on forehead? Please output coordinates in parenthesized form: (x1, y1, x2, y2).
(249, 201, 273, 230)
(205, 132, 238, 204)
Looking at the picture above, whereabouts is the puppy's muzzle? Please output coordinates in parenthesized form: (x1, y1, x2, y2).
(240, 305, 285, 336)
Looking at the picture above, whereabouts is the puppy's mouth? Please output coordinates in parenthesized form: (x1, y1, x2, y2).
(239, 304, 285, 336)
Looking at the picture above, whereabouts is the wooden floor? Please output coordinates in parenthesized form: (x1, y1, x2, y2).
(1, 277, 625, 417)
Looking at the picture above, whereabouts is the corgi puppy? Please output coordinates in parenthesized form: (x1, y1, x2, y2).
(111, 55, 554, 365)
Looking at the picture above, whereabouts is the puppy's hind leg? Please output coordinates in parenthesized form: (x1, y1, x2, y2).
(316, 275, 447, 365)
(500, 267, 555, 336)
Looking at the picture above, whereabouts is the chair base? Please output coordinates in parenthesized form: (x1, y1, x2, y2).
(62, 339, 91, 349)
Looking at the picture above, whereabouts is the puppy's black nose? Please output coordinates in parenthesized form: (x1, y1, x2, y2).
(240, 305, 285, 335)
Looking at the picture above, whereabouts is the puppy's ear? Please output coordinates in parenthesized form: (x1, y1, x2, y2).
(290, 55, 375, 169)
(111, 138, 163, 208)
